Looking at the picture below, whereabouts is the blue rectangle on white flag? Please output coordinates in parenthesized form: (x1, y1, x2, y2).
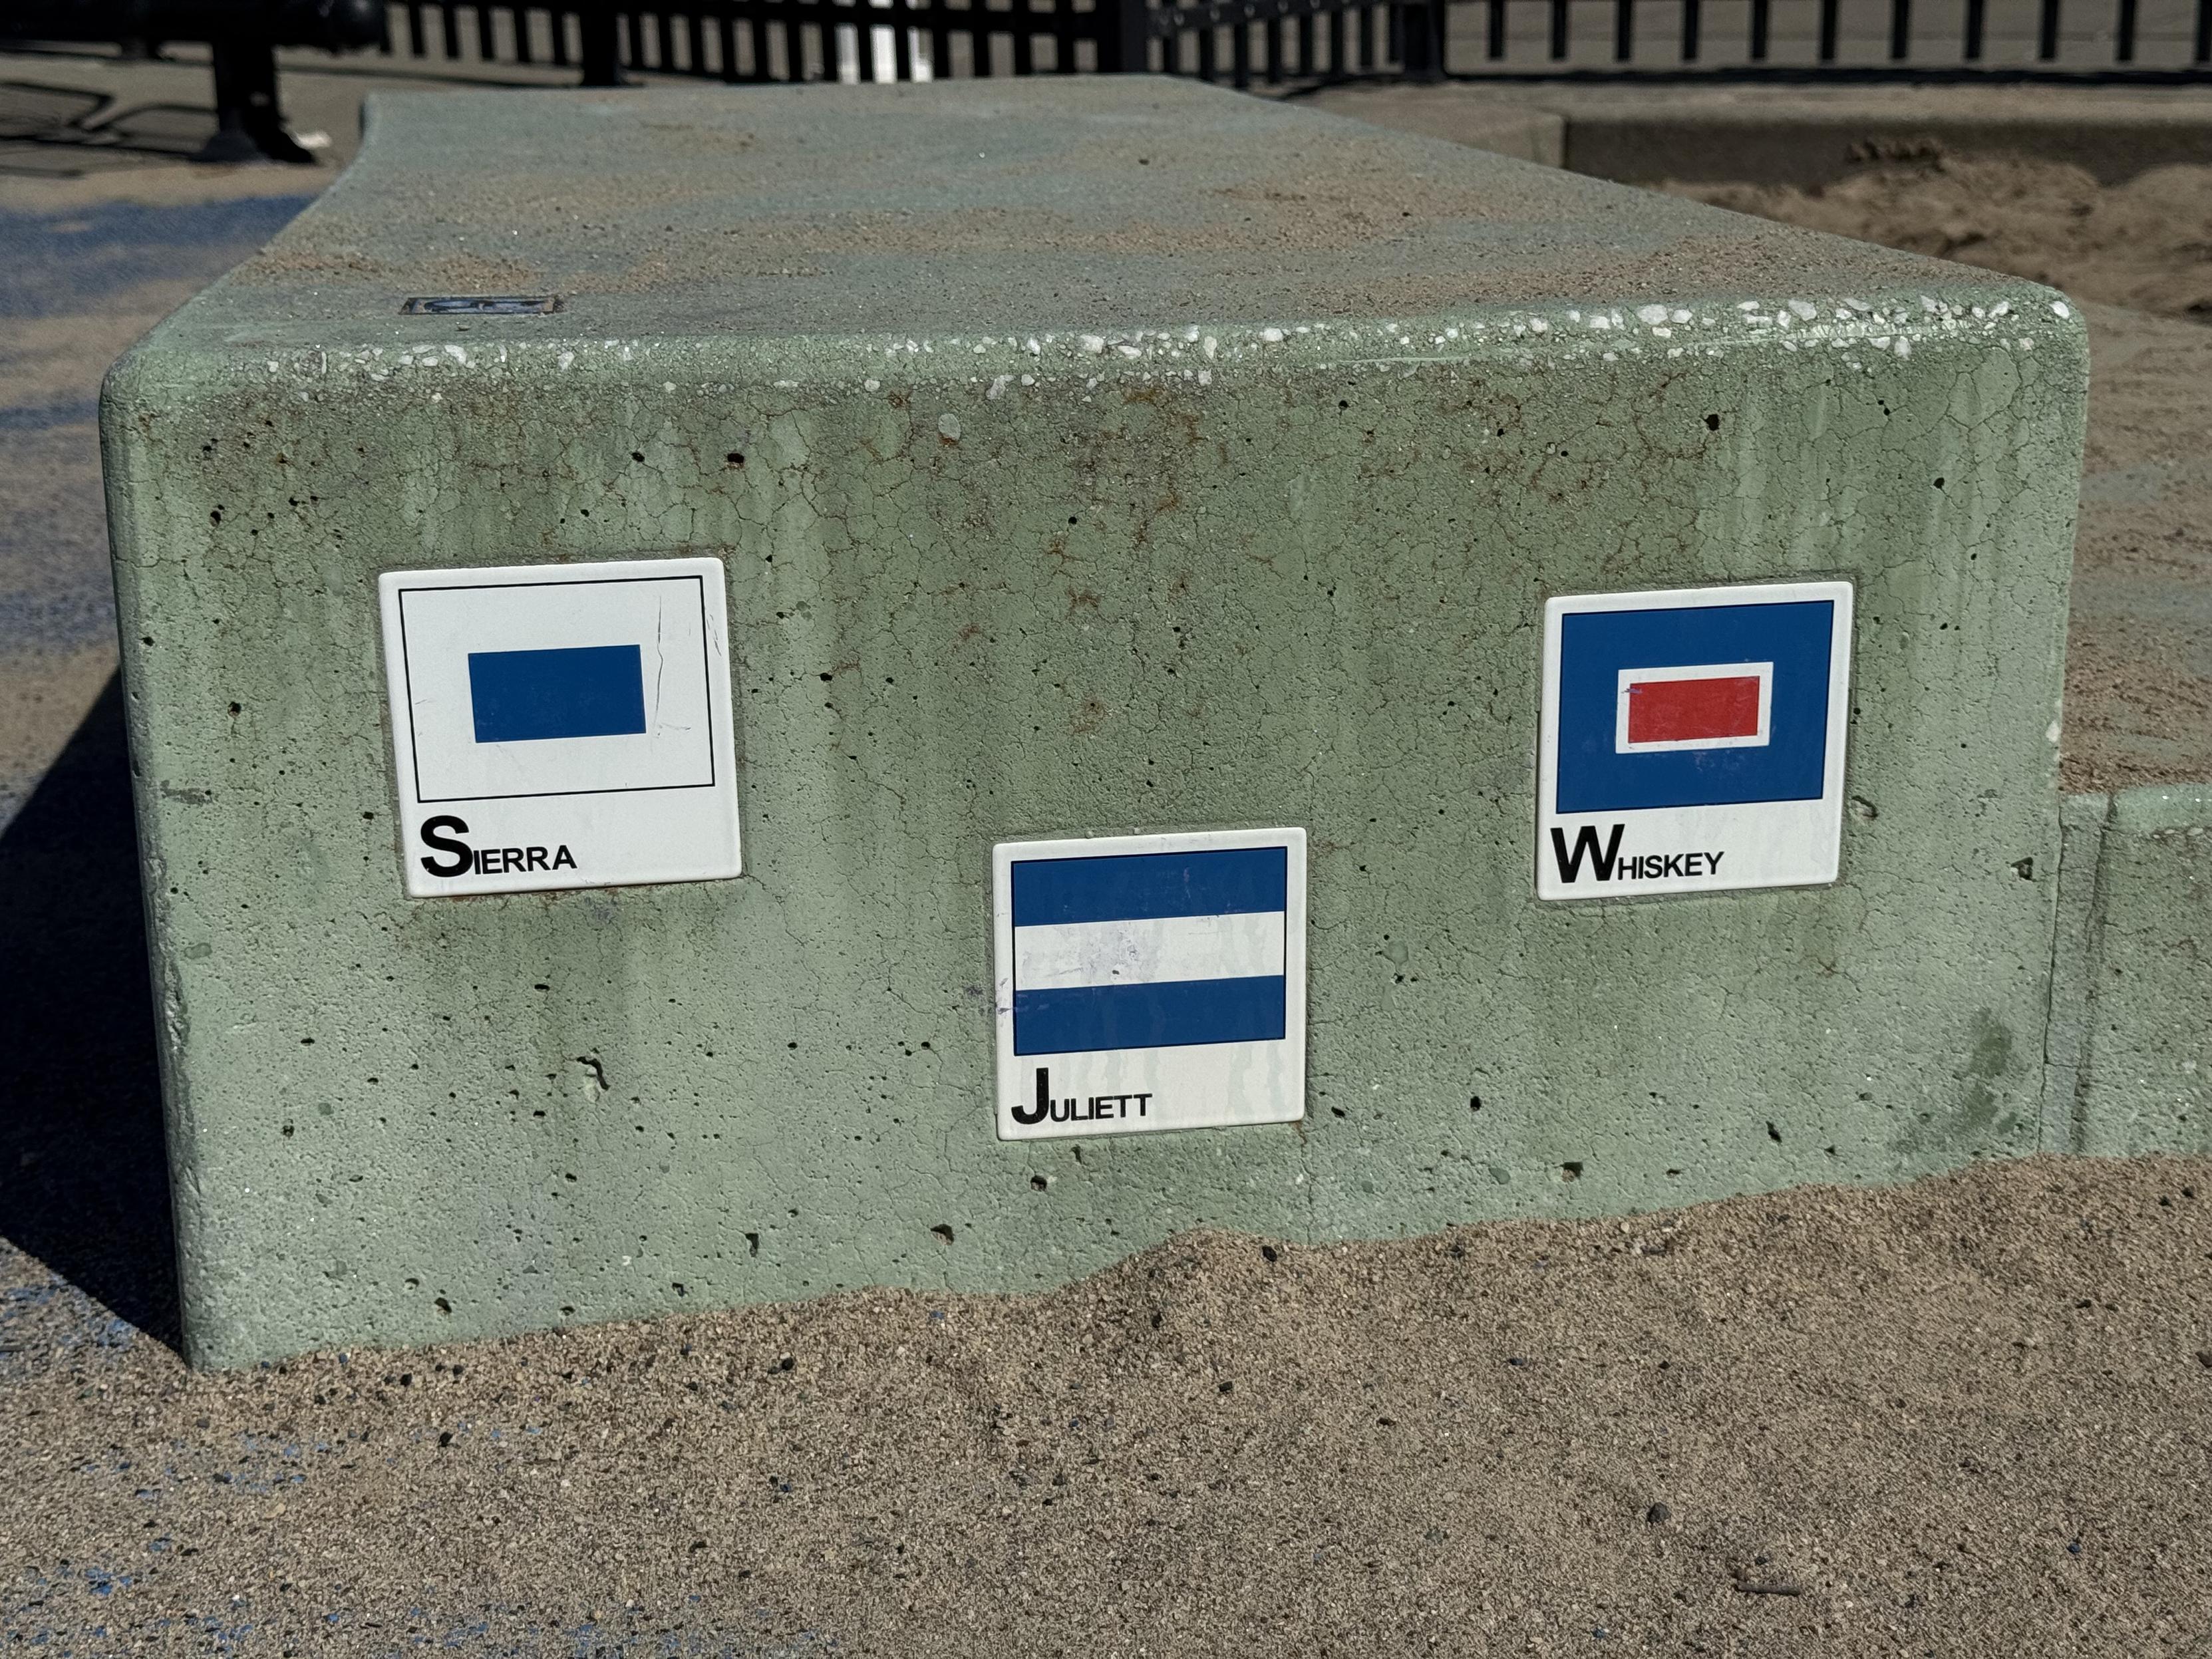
(1010, 847, 1288, 1056)
(468, 644, 647, 744)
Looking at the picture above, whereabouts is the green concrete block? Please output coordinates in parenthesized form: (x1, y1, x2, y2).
(2052, 788, 2212, 1153)
(101, 78, 2088, 1367)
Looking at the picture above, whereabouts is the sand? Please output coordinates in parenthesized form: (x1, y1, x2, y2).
(1669, 152, 2212, 325)
(1665, 154, 2212, 795)
(4, 1155, 2211, 1654)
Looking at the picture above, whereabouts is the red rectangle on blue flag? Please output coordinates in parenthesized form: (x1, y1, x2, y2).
(1626, 675, 1762, 744)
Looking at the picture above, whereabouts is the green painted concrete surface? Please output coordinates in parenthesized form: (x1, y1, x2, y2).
(102, 78, 2090, 1368)
(2051, 788, 2212, 1155)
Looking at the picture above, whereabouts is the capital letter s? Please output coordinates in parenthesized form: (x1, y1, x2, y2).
(419, 815, 472, 877)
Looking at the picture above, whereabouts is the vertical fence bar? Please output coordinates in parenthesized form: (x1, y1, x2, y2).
(1963, 0, 1984, 56)
(1231, 13, 1251, 84)
(748, 5, 771, 78)
(579, 0, 623, 78)
(1297, 9, 1313, 73)
(1613, 0, 1632, 58)
(858, 5, 879, 82)
(2115, 0, 2137, 59)
(518, 6, 540, 63)
(1264, 13, 1281, 80)
(440, 1, 460, 57)
(1817, 0, 1837, 59)
(1054, 0, 1081, 73)
(927, 4, 949, 80)
(406, 1, 427, 55)
(657, 7, 677, 64)
(549, 5, 571, 64)
(2196, 0, 2211, 59)
(2036, 0, 2059, 57)
(1326, 5, 1344, 72)
(1549, 0, 1567, 56)
(1679, 0, 1699, 57)
(685, 7, 707, 69)
(1748, 0, 1768, 57)
(1887, 0, 1909, 57)
(1357, 3, 1374, 65)
(1400, 1, 1440, 73)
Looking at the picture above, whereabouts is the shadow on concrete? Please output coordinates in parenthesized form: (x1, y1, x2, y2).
(0, 673, 180, 1352)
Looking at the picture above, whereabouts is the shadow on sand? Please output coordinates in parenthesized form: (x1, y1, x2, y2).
(0, 673, 180, 1352)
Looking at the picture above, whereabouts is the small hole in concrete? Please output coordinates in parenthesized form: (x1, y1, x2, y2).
(434, 1297, 450, 1314)
(1469, 1096, 1483, 1112)
(1030, 1175, 1048, 1191)
(745, 1232, 760, 1256)
(1704, 414, 1720, 431)
(726, 452, 744, 466)
(1561, 1161, 1584, 1181)
(930, 1224, 955, 1245)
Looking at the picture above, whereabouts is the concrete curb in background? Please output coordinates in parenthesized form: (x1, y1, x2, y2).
(1301, 82, 2212, 184)
(2051, 786, 2212, 1153)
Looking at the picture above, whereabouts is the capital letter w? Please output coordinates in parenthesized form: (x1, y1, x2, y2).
(1550, 823, 1625, 884)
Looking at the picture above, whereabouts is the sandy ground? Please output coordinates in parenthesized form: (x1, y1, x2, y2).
(1670, 154, 2212, 329)
(5, 59, 2212, 1655)
(1664, 155, 2212, 794)
(3, 1155, 2211, 1654)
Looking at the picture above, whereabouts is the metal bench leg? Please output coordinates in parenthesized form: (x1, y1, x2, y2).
(195, 35, 317, 165)
(580, 1, 628, 85)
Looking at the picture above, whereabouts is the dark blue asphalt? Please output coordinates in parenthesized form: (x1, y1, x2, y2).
(0, 192, 315, 318)
(0, 193, 315, 665)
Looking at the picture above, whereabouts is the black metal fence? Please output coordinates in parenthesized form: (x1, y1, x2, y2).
(378, 0, 2212, 87)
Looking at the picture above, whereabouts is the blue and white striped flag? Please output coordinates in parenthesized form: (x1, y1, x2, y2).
(993, 828, 1308, 1140)
(1010, 846, 1289, 1056)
